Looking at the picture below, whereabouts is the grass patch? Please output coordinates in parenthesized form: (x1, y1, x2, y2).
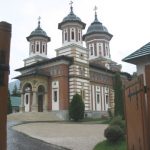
(93, 140, 127, 150)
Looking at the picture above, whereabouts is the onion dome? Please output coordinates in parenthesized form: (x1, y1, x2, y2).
(27, 19, 50, 41)
(83, 12, 112, 40)
(58, 5, 86, 29)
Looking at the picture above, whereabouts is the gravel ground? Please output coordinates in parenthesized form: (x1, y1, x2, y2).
(13, 122, 107, 150)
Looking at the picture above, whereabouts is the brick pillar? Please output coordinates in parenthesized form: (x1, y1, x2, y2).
(0, 21, 11, 150)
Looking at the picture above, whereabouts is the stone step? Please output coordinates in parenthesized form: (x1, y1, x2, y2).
(7, 112, 64, 122)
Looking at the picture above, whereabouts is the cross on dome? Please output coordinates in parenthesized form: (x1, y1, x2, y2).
(94, 6, 98, 21)
(94, 6, 98, 14)
(38, 16, 41, 27)
(69, 1, 73, 7)
(69, 1, 73, 12)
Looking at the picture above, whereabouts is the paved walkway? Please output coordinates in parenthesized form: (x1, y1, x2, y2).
(13, 122, 107, 150)
(8, 121, 68, 150)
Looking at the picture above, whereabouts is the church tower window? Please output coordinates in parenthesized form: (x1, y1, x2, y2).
(89, 43, 94, 55)
(97, 43, 103, 56)
(64, 29, 68, 41)
(35, 41, 40, 52)
(78, 29, 81, 41)
(42, 42, 46, 53)
(71, 28, 75, 40)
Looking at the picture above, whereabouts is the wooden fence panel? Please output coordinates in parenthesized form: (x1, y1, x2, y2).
(145, 65, 150, 150)
(124, 75, 147, 150)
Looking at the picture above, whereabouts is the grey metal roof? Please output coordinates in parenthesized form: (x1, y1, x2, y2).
(83, 13, 112, 40)
(122, 42, 150, 62)
(58, 6, 86, 29)
(14, 69, 50, 79)
(27, 21, 50, 41)
(15, 55, 73, 71)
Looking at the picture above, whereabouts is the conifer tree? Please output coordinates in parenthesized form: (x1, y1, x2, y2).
(69, 93, 85, 121)
(114, 72, 124, 118)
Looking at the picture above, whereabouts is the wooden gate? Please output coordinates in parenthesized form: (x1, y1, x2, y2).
(124, 75, 149, 150)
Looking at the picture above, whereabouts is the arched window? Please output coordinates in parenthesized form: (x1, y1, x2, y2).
(36, 41, 40, 52)
(70, 28, 75, 40)
(78, 29, 81, 41)
(30, 42, 34, 53)
(64, 29, 68, 41)
(97, 94, 100, 104)
(80, 89, 85, 100)
(89, 44, 94, 55)
(97, 43, 103, 56)
(42, 42, 46, 53)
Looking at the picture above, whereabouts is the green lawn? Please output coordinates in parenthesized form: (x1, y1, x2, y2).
(93, 140, 127, 150)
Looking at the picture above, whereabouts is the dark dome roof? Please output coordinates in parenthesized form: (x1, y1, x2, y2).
(58, 6, 86, 29)
(27, 21, 50, 41)
(83, 14, 112, 40)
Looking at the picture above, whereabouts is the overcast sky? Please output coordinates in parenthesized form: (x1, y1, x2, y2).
(1, 0, 150, 82)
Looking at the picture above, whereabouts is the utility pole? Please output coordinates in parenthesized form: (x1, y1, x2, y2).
(0, 21, 11, 150)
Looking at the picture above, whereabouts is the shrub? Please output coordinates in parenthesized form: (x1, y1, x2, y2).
(104, 125, 124, 143)
(108, 108, 113, 118)
(69, 93, 85, 121)
(110, 116, 126, 133)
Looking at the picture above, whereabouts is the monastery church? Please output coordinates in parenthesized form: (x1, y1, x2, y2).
(15, 3, 127, 119)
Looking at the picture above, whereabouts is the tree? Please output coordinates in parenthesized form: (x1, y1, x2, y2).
(8, 90, 12, 114)
(69, 93, 85, 121)
(12, 84, 20, 96)
(114, 72, 124, 118)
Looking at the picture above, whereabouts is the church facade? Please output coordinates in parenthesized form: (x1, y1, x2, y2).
(15, 4, 127, 119)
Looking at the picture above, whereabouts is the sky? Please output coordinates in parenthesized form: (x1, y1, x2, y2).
(1, 0, 150, 82)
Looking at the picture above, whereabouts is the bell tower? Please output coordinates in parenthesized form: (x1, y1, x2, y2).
(58, 1, 86, 47)
(24, 17, 50, 66)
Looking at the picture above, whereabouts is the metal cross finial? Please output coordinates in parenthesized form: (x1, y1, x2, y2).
(69, 1, 73, 7)
(94, 6, 98, 21)
(38, 16, 41, 27)
(94, 6, 98, 13)
(38, 16, 41, 22)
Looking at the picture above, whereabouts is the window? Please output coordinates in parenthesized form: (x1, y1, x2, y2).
(71, 29, 74, 40)
(26, 95, 28, 104)
(97, 94, 100, 104)
(36, 41, 40, 52)
(89, 44, 94, 55)
(54, 91, 57, 102)
(42, 43, 46, 53)
(98, 43, 103, 56)
(79, 67, 85, 76)
(64, 29, 67, 41)
(94, 46, 97, 56)
(106, 95, 108, 104)
(80, 89, 85, 100)
(78, 29, 81, 41)
(30, 43, 34, 53)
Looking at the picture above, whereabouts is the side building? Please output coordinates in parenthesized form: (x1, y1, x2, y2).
(15, 4, 129, 119)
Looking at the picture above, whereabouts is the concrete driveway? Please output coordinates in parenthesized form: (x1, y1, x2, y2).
(13, 122, 107, 150)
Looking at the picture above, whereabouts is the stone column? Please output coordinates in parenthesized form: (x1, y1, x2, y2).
(20, 93, 25, 112)
(43, 93, 48, 112)
(32, 91, 38, 112)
